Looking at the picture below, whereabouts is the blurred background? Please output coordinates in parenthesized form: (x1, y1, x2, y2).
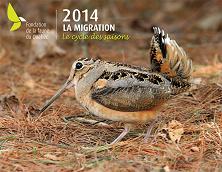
(0, 0, 221, 114)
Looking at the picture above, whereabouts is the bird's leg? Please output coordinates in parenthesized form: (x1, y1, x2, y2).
(110, 124, 131, 145)
(144, 119, 157, 143)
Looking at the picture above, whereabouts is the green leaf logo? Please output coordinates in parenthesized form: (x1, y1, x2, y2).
(7, 3, 26, 31)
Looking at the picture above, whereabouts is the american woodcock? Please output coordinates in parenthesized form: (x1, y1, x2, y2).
(40, 27, 192, 144)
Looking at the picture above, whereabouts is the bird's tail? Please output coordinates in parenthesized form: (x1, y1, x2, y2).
(150, 27, 192, 81)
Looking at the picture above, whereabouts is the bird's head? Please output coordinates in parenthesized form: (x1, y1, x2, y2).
(39, 58, 98, 113)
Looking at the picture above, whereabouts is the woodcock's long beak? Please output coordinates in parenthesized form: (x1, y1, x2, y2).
(39, 79, 74, 113)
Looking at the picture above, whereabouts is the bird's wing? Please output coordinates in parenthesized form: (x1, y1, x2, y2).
(91, 70, 170, 112)
(150, 27, 192, 80)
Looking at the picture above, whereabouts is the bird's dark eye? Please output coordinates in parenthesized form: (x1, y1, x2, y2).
(75, 62, 83, 70)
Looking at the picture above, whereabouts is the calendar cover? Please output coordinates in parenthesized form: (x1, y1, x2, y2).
(0, 1, 221, 171)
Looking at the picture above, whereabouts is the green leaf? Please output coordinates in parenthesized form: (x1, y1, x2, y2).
(7, 3, 20, 23)
(10, 22, 21, 31)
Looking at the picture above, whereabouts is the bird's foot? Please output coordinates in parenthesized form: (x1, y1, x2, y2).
(110, 124, 131, 145)
(144, 119, 157, 143)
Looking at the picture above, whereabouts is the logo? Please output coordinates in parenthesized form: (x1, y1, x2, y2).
(7, 3, 26, 31)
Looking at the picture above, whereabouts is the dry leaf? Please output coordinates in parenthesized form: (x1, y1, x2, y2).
(152, 165, 170, 172)
(191, 146, 199, 152)
(160, 120, 184, 143)
(44, 153, 61, 161)
(191, 78, 202, 85)
(168, 120, 184, 143)
(30, 30, 66, 60)
(23, 73, 35, 89)
(27, 105, 41, 117)
(0, 94, 20, 113)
